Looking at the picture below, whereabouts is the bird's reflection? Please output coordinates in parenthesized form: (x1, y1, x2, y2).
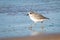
(28, 23, 45, 33)
(31, 30, 40, 36)
(28, 23, 36, 30)
(40, 25, 45, 32)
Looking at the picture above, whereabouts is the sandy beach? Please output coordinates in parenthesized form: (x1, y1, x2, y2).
(0, 33, 60, 40)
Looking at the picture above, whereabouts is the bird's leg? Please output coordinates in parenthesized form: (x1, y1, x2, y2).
(32, 22, 36, 27)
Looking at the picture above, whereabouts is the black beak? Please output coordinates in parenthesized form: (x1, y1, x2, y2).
(26, 14, 29, 16)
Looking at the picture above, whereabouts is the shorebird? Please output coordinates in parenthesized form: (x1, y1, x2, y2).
(27, 11, 49, 23)
(27, 11, 49, 29)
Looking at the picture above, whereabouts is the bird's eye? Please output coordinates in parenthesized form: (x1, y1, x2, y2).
(30, 13, 32, 14)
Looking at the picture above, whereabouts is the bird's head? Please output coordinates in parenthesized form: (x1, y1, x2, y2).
(27, 11, 35, 16)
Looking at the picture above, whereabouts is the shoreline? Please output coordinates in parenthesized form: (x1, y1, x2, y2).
(0, 33, 60, 40)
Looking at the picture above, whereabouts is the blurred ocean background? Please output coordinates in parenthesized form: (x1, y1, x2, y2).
(0, 0, 60, 38)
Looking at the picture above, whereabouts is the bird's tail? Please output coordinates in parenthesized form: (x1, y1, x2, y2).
(46, 17, 50, 19)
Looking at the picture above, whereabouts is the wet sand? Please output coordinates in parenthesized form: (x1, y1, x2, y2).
(0, 33, 60, 40)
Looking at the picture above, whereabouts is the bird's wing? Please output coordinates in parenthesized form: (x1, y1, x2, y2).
(34, 13, 48, 19)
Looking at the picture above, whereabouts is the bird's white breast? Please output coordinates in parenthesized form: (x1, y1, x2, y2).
(29, 15, 45, 22)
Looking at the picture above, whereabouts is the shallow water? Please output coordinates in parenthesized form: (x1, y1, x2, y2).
(0, 0, 60, 38)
